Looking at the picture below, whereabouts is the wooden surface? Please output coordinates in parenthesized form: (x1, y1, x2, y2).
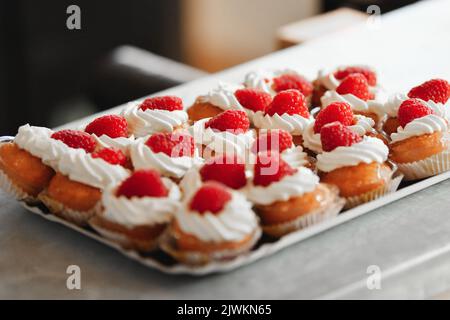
(2, 0, 450, 299)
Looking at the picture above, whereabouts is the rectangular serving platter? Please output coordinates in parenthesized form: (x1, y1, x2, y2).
(17, 169, 450, 275)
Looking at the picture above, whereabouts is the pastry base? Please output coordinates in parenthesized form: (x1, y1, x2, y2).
(187, 101, 223, 122)
(89, 215, 167, 252)
(0, 168, 37, 203)
(389, 132, 446, 164)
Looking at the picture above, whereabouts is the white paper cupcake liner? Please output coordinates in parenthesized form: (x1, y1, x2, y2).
(344, 162, 403, 209)
(38, 192, 99, 226)
(160, 227, 262, 266)
(262, 184, 345, 238)
(0, 168, 36, 203)
(396, 147, 450, 181)
(89, 216, 164, 252)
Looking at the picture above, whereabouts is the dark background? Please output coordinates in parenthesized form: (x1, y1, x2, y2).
(0, 0, 419, 136)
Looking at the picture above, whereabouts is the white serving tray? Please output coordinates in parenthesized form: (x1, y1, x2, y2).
(14, 164, 450, 275)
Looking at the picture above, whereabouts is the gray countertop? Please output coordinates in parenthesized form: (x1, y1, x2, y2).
(2, 0, 450, 299)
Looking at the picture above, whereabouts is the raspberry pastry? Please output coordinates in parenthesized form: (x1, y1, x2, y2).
(187, 83, 272, 123)
(39, 130, 130, 225)
(245, 152, 343, 237)
(389, 98, 450, 180)
(252, 90, 313, 146)
(382, 79, 450, 136)
(161, 181, 261, 265)
(85, 114, 135, 156)
(317, 122, 396, 208)
(130, 131, 201, 180)
(90, 170, 180, 252)
(251, 129, 310, 169)
(303, 102, 380, 154)
(191, 110, 255, 160)
(312, 65, 382, 107)
(243, 69, 313, 101)
(320, 73, 386, 125)
(121, 95, 189, 137)
(180, 153, 248, 199)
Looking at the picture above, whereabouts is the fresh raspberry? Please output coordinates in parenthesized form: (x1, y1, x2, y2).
(92, 148, 127, 166)
(85, 115, 128, 138)
(397, 98, 433, 128)
(251, 129, 293, 154)
(314, 102, 354, 133)
(51, 130, 96, 153)
(145, 132, 195, 158)
(336, 73, 370, 101)
(408, 79, 450, 104)
(200, 154, 246, 189)
(139, 96, 183, 111)
(189, 182, 232, 214)
(205, 110, 250, 133)
(235, 88, 272, 112)
(117, 169, 168, 198)
(334, 66, 377, 86)
(320, 122, 362, 152)
(253, 151, 297, 187)
(272, 73, 313, 97)
(265, 89, 310, 118)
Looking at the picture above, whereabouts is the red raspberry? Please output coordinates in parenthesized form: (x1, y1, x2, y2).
(272, 73, 313, 97)
(139, 96, 183, 111)
(235, 88, 272, 112)
(397, 98, 433, 128)
(92, 148, 127, 166)
(251, 129, 293, 154)
(265, 89, 310, 118)
(145, 132, 195, 158)
(205, 110, 250, 133)
(51, 130, 96, 153)
(314, 102, 354, 133)
(117, 169, 168, 198)
(189, 182, 232, 214)
(408, 79, 450, 104)
(253, 151, 297, 187)
(336, 73, 370, 101)
(85, 115, 128, 138)
(200, 154, 246, 189)
(334, 66, 377, 86)
(320, 122, 362, 152)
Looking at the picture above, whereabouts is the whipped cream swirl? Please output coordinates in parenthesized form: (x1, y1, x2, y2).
(390, 114, 448, 143)
(317, 136, 388, 172)
(130, 138, 201, 179)
(176, 191, 259, 243)
(121, 101, 188, 137)
(252, 111, 312, 136)
(280, 146, 309, 168)
(191, 118, 255, 158)
(102, 178, 181, 228)
(57, 149, 130, 189)
(243, 69, 307, 95)
(245, 167, 319, 206)
(93, 134, 135, 155)
(321, 91, 385, 119)
(383, 94, 449, 121)
(14, 125, 69, 169)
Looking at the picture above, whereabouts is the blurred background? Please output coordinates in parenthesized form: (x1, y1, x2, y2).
(0, 0, 420, 135)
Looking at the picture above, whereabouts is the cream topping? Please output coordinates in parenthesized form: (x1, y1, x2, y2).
(176, 191, 259, 243)
(280, 146, 309, 168)
(121, 101, 188, 137)
(93, 134, 135, 155)
(130, 138, 201, 179)
(316, 136, 388, 172)
(321, 91, 385, 118)
(252, 111, 312, 136)
(102, 178, 181, 228)
(245, 167, 319, 206)
(390, 114, 448, 143)
(243, 68, 308, 95)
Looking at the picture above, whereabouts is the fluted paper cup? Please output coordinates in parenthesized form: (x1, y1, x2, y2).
(396, 147, 450, 181)
(0, 169, 36, 203)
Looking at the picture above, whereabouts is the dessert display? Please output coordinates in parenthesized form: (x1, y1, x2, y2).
(90, 169, 181, 252)
(161, 181, 261, 265)
(121, 95, 189, 137)
(252, 89, 313, 146)
(1, 65, 449, 272)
